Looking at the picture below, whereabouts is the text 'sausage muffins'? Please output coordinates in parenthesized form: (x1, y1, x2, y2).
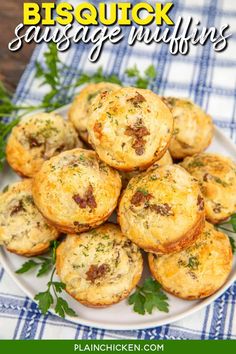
(118, 164, 205, 254)
(56, 223, 143, 307)
(87, 87, 173, 171)
(181, 153, 236, 224)
(6, 112, 82, 177)
(0, 179, 59, 256)
(32, 148, 122, 233)
(148, 222, 232, 300)
(162, 97, 213, 159)
(68, 82, 120, 143)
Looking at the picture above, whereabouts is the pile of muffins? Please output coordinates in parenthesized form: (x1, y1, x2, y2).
(0, 82, 234, 308)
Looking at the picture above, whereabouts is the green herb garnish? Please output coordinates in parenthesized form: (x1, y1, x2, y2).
(186, 256, 199, 270)
(213, 176, 228, 187)
(0, 44, 157, 169)
(128, 277, 169, 315)
(34, 268, 76, 317)
(229, 236, 236, 253)
(178, 255, 200, 270)
(35, 44, 121, 110)
(16, 240, 76, 318)
(16, 240, 58, 277)
(125, 64, 157, 89)
(0, 83, 20, 170)
(137, 188, 149, 196)
(0, 44, 121, 169)
(188, 160, 205, 168)
(217, 213, 236, 253)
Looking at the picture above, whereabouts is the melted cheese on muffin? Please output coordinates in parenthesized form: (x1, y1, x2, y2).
(32, 148, 122, 233)
(87, 87, 173, 171)
(162, 97, 214, 160)
(148, 222, 232, 299)
(69, 82, 120, 143)
(6, 112, 82, 177)
(0, 179, 59, 256)
(181, 153, 236, 223)
(56, 223, 143, 307)
(118, 164, 205, 254)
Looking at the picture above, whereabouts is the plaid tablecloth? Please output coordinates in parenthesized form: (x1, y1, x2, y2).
(0, 0, 236, 340)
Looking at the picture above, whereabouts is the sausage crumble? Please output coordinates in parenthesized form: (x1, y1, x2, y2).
(125, 118, 150, 155)
(73, 185, 97, 209)
(28, 136, 42, 148)
(149, 203, 173, 216)
(127, 92, 146, 107)
(86, 263, 110, 282)
(131, 190, 153, 206)
(197, 195, 204, 211)
(10, 200, 26, 216)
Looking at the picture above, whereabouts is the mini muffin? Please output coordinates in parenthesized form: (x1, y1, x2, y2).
(162, 97, 214, 160)
(69, 82, 120, 143)
(87, 87, 173, 171)
(56, 223, 143, 307)
(148, 222, 233, 299)
(181, 153, 236, 224)
(32, 148, 122, 233)
(6, 112, 82, 177)
(120, 150, 173, 188)
(0, 179, 59, 256)
(118, 164, 205, 254)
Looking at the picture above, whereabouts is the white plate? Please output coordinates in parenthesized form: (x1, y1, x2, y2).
(0, 105, 236, 330)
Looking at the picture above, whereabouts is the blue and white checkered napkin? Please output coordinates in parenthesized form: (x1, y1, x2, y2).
(0, 0, 236, 340)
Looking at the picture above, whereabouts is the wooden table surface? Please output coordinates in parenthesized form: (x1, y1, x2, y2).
(0, 1, 54, 92)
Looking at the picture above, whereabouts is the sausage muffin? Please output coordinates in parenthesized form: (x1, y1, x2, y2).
(32, 148, 122, 233)
(87, 87, 173, 171)
(68, 82, 120, 143)
(56, 223, 143, 307)
(162, 97, 214, 160)
(148, 222, 233, 300)
(0, 179, 59, 256)
(118, 164, 205, 254)
(6, 112, 82, 177)
(120, 150, 173, 188)
(181, 153, 236, 224)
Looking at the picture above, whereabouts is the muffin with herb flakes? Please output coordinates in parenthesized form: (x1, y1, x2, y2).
(0, 179, 59, 256)
(32, 148, 122, 233)
(118, 164, 205, 254)
(56, 223, 143, 307)
(6, 112, 82, 177)
(120, 150, 173, 188)
(148, 222, 233, 299)
(162, 97, 213, 160)
(68, 82, 120, 143)
(87, 87, 173, 171)
(181, 153, 236, 224)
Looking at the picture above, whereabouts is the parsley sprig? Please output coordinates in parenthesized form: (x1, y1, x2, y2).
(217, 214, 236, 253)
(125, 64, 157, 89)
(0, 84, 19, 170)
(35, 43, 122, 110)
(0, 56, 155, 170)
(16, 240, 77, 318)
(0, 117, 19, 170)
(128, 277, 169, 315)
(74, 66, 122, 87)
(16, 240, 58, 277)
(34, 268, 76, 317)
(0, 43, 123, 170)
